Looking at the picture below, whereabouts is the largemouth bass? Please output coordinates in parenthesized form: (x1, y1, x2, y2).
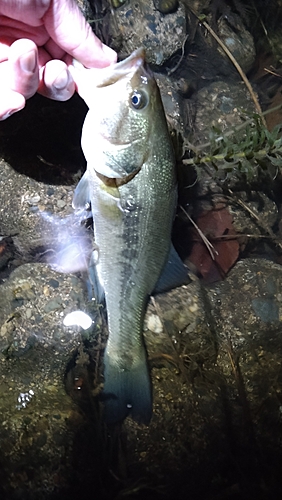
(73, 48, 187, 424)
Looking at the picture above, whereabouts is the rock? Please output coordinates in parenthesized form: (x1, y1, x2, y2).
(217, 14, 256, 74)
(0, 262, 85, 363)
(230, 191, 278, 237)
(193, 80, 256, 144)
(206, 258, 282, 463)
(108, 0, 186, 66)
(208, 258, 282, 342)
(155, 72, 187, 135)
(0, 263, 104, 499)
(188, 79, 258, 196)
(0, 162, 74, 257)
(146, 313, 163, 334)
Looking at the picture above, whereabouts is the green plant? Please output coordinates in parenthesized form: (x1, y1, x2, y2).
(183, 113, 282, 183)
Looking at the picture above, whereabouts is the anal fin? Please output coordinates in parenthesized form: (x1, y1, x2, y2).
(153, 244, 191, 295)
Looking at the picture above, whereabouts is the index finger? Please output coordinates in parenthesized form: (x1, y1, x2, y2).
(43, 0, 117, 68)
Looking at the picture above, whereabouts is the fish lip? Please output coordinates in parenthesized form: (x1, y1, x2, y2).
(117, 47, 145, 68)
(102, 150, 139, 178)
(99, 135, 140, 147)
(99, 134, 130, 146)
(95, 167, 141, 186)
(96, 48, 146, 88)
(93, 153, 133, 178)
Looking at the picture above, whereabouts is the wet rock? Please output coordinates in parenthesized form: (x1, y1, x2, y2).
(56, 198, 66, 209)
(193, 80, 256, 145)
(145, 312, 163, 333)
(188, 79, 258, 197)
(108, 0, 186, 66)
(208, 258, 282, 344)
(144, 278, 215, 365)
(120, 257, 282, 497)
(0, 262, 85, 362)
(0, 161, 75, 259)
(217, 14, 256, 73)
(0, 237, 14, 271)
(153, 0, 179, 14)
(252, 296, 279, 322)
(155, 72, 189, 137)
(0, 263, 104, 499)
(231, 191, 278, 232)
(205, 258, 282, 461)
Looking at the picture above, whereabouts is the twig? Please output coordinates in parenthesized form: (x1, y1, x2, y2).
(227, 189, 282, 252)
(263, 67, 282, 78)
(185, 4, 267, 127)
(179, 205, 218, 259)
(207, 233, 279, 241)
(200, 19, 267, 127)
(151, 297, 189, 381)
(167, 34, 189, 76)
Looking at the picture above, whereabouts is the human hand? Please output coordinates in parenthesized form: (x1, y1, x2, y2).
(0, 0, 117, 120)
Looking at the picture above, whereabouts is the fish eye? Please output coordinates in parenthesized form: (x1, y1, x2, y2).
(130, 90, 148, 110)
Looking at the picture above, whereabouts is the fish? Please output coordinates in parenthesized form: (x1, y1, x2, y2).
(72, 48, 189, 424)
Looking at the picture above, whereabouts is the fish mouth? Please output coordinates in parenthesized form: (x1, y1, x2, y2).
(94, 156, 138, 179)
(94, 140, 144, 179)
(96, 48, 146, 88)
(95, 168, 141, 187)
(100, 136, 142, 148)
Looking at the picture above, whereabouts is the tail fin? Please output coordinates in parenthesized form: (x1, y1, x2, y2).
(102, 352, 152, 425)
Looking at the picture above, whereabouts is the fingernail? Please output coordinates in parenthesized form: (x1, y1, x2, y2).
(20, 50, 37, 73)
(53, 69, 69, 90)
(0, 108, 22, 120)
(0, 111, 12, 120)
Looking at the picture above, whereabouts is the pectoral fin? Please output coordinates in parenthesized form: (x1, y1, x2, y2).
(72, 170, 91, 210)
(88, 250, 105, 304)
(153, 244, 190, 295)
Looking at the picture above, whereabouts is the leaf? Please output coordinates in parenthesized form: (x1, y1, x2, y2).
(187, 205, 240, 283)
(266, 155, 282, 168)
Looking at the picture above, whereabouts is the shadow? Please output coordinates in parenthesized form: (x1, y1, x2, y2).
(0, 93, 88, 185)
